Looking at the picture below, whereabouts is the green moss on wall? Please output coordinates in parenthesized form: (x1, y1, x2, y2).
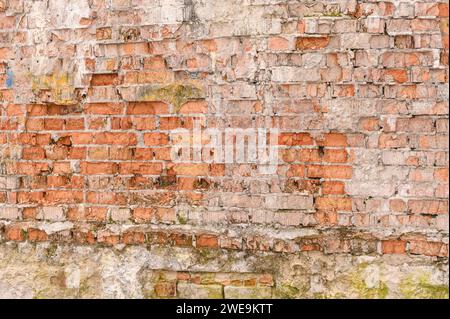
(400, 273, 449, 299)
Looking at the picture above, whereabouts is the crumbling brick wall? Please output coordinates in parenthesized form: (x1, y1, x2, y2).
(0, 0, 448, 298)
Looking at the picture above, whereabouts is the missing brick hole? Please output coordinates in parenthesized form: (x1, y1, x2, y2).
(318, 146, 325, 157)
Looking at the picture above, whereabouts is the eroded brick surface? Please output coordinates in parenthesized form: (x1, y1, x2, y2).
(0, 0, 449, 298)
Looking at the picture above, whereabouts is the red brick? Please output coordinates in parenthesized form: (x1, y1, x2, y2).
(279, 133, 314, 146)
(178, 101, 208, 114)
(122, 231, 145, 245)
(316, 197, 352, 211)
(0, 47, 13, 59)
(154, 282, 176, 297)
(22, 147, 46, 160)
(81, 162, 118, 175)
(434, 168, 449, 182)
(28, 228, 49, 242)
(133, 117, 157, 130)
(5, 226, 25, 241)
(323, 149, 348, 163)
(296, 36, 330, 50)
(408, 200, 448, 215)
(409, 240, 448, 257)
(44, 190, 83, 204)
(169, 232, 193, 247)
(144, 132, 169, 146)
(95, 132, 137, 145)
(268, 36, 290, 51)
(196, 234, 219, 248)
(127, 101, 168, 115)
(316, 133, 348, 147)
(90, 73, 119, 86)
(143, 56, 166, 69)
(84, 103, 125, 115)
(96, 27, 112, 40)
(119, 162, 162, 175)
(385, 69, 408, 83)
(307, 165, 352, 179)
(378, 134, 408, 149)
(382, 240, 406, 254)
(169, 163, 209, 176)
(389, 199, 406, 212)
(322, 181, 346, 195)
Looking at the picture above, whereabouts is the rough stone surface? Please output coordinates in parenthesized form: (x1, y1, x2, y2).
(0, 0, 449, 299)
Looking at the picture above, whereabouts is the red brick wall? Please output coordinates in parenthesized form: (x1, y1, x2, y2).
(0, 0, 448, 298)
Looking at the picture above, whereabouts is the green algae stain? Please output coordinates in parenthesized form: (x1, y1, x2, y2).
(277, 284, 300, 299)
(45, 243, 58, 259)
(33, 288, 51, 299)
(400, 272, 449, 299)
(177, 214, 188, 225)
(138, 83, 204, 112)
(349, 264, 388, 299)
(322, 11, 342, 17)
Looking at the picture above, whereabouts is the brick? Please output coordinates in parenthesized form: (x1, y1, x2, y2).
(154, 282, 176, 297)
(307, 165, 352, 179)
(322, 181, 345, 195)
(169, 163, 209, 176)
(143, 56, 166, 69)
(379, 134, 408, 149)
(296, 36, 330, 50)
(0, 47, 13, 60)
(90, 73, 119, 86)
(109, 207, 131, 222)
(143, 133, 169, 146)
(67, 207, 107, 222)
(0, 207, 21, 219)
(169, 233, 193, 247)
(394, 35, 414, 49)
(434, 168, 449, 182)
(272, 66, 320, 82)
(382, 240, 406, 254)
(323, 150, 348, 163)
(224, 286, 272, 299)
(95, 132, 137, 145)
(316, 197, 352, 211)
(28, 228, 48, 242)
(122, 231, 145, 245)
(84, 103, 125, 115)
(38, 207, 65, 221)
(0, 0, 448, 298)
(265, 194, 313, 210)
(44, 190, 83, 204)
(408, 200, 448, 215)
(409, 240, 448, 257)
(127, 102, 168, 115)
(268, 36, 290, 51)
(96, 27, 112, 40)
(399, 117, 435, 133)
(385, 69, 408, 83)
(390, 199, 406, 212)
(279, 133, 313, 146)
(81, 162, 118, 175)
(196, 234, 219, 248)
(177, 283, 223, 299)
(119, 162, 163, 175)
(316, 133, 347, 147)
(178, 101, 207, 114)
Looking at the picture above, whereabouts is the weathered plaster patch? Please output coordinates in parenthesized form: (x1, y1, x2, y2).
(137, 82, 205, 112)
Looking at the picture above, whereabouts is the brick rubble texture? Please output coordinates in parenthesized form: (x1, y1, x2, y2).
(0, 0, 449, 298)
